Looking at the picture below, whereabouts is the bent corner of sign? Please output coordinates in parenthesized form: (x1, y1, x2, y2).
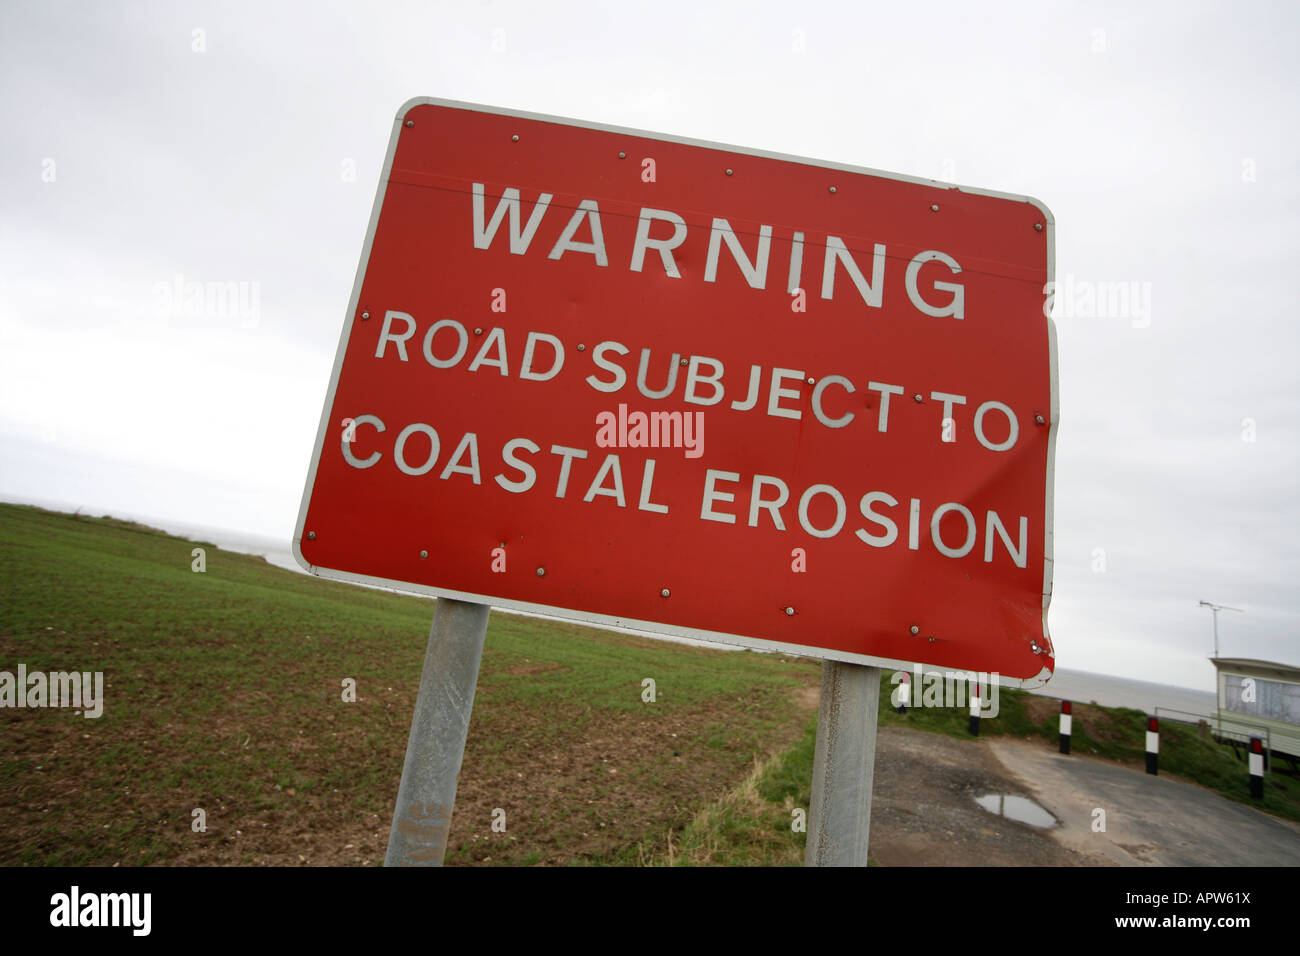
(1016, 663, 1055, 690)
(290, 535, 319, 576)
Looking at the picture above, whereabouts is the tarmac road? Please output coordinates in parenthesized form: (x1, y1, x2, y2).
(987, 738, 1300, 866)
(870, 726, 1090, 865)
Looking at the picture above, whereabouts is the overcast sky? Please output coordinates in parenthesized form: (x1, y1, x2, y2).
(1, 0, 1296, 691)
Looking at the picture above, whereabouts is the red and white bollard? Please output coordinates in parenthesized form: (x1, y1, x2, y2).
(969, 681, 981, 736)
(1145, 716, 1159, 775)
(1059, 701, 1072, 754)
(1249, 737, 1264, 799)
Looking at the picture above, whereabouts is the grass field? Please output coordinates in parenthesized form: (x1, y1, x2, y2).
(2, 501, 1295, 867)
(0, 502, 820, 866)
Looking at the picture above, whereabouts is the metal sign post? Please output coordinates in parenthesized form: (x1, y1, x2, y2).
(384, 598, 490, 866)
(805, 660, 881, 866)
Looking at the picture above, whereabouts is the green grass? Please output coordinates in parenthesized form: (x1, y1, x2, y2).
(0, 502, 818, 866)
(627, 713, 820, 867)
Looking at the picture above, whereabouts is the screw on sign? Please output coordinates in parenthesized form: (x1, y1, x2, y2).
(294, 99, 1058, 867)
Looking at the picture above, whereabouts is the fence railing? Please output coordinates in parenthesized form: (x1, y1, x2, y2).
(1154, 706, 1272, 774)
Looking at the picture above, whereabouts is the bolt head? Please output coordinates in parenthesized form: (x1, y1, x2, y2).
(306, 531, 316, 540)
(474, 328, 484, 335)
(913, 394, 923, 402)
(511, 134, 519, 141)
(1035, 222, 1044, 231)
(930, 204, 939, 212)
(1035, 414, 1046, 424)
(784, 606, 795, 616)
(404, 120, 414, 128)
(679, 358, 687, 366)
(806, 377, 815, 385)
(536, 567, 545, 577)
(910, 625, 919, 635)
(577, 343, 586, 351)
(618, 151, 626, 159)
(829, 186, 837, 193)
(360, 311, 370, 319)
(725, 168, 733, 176)
(419, 550, 428, 559)
(661, 588, 670, 597)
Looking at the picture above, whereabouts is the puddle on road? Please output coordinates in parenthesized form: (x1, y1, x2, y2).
(973, 793, 1057, 829)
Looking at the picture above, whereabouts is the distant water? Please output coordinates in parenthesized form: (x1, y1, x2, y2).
(89, 515, 1226, 717)
(176, 521, 732, 651)
(1021, 668, 1217, 720)
(168, 523, 303, 576)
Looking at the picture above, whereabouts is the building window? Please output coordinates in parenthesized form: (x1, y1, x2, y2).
(1225, 675, 1300, 725)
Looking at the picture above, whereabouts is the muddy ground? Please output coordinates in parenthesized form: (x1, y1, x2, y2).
(871, 725, 1102, 866)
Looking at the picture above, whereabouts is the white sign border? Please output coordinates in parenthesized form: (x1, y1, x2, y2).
(292, 96, 1059, 690)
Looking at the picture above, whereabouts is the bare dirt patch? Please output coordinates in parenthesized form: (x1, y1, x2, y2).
(791, 684, 819, 713)
(448, 685, 816, 865)
(1024, 695, 1135, 749)
(1023, 695, 1058, 728)
(503, 661, 569, 677)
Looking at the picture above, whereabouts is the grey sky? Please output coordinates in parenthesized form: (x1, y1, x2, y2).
(1, 0, 1296, 690)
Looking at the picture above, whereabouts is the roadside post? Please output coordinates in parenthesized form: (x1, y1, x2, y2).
(1059, 700, 1072, 754)
(1248, 737, 1264, 799)
(1146, 716, 1159, 775)
(294, 98, 1059, 868)
(806, 661, 881, 866)
(383, 598, 490, 866)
